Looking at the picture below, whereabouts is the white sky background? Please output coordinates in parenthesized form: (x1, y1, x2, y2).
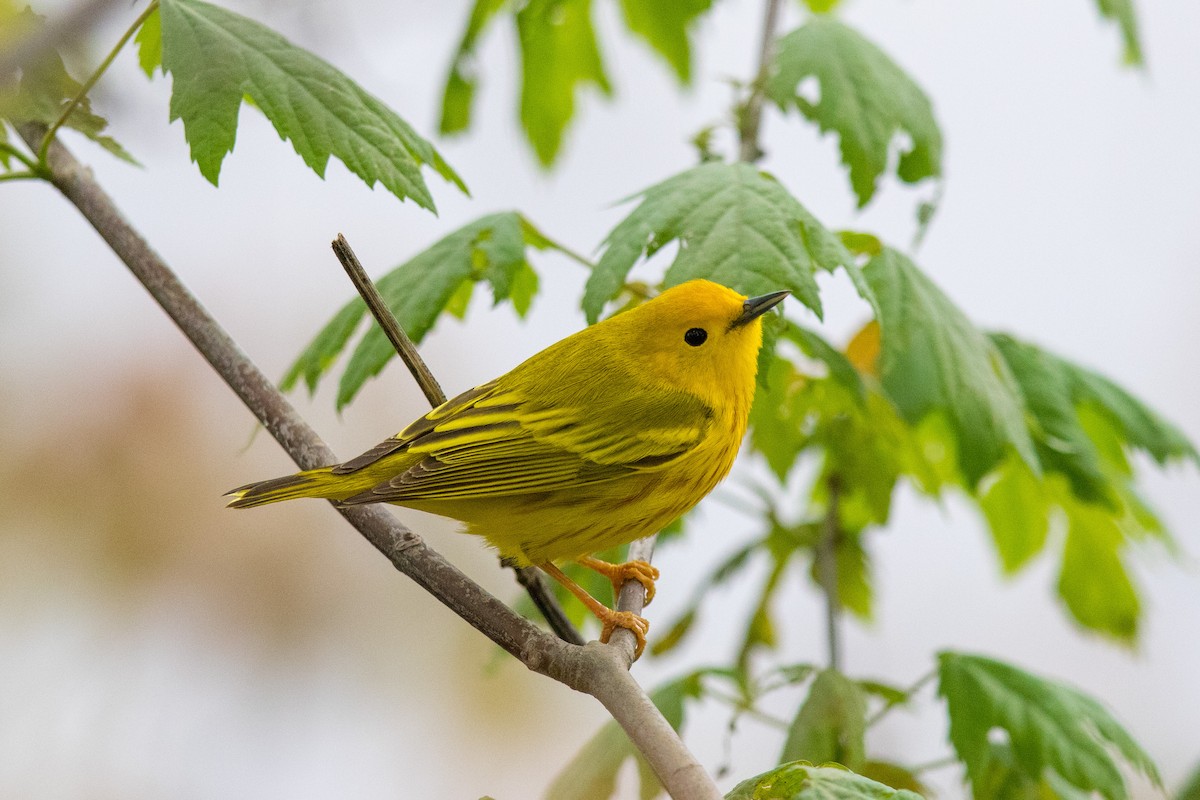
(1, 0, 1199, 797)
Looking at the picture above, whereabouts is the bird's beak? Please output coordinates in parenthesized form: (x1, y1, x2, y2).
(730, 290, 790, 329)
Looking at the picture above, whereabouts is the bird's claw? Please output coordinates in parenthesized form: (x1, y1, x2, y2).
(580, 557, 660, 606)
(599, 610, 650, 659)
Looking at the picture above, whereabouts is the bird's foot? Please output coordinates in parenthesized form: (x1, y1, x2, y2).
(598, 609, 650, 659)
(578, 557, 660, 606)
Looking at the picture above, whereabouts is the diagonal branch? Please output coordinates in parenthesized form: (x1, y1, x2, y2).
(329, 233, 584, 646)
(17, 124, 718, 800)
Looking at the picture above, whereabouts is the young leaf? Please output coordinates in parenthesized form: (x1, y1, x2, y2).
(978, 456, 1050, 574)
(156, 0, 464, 209)
(617, 0, 713, 84)
(780, 669, 868, 770)
(726, 763, 924, 800)
(1093, 0, 1143, 66)
(280, 212, 565, 407)
(1056, 493, 1140, 642)
(938, 651, 1161, 800)
(135, 6, 162, 78)
(438, 0, 507, 135)
(766, 18, 942, 207)
(862, 248, 1036, 486)
(542, 674, 701, 800)
(0, 6, 136, 163)
(517, 0, 612, 167)
(584, 162, 865, 323)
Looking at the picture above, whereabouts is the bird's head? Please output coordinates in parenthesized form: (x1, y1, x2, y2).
(609, 279, 789, 410)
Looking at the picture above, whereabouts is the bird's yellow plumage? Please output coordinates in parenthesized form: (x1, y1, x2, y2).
(228, 279, 787, 655)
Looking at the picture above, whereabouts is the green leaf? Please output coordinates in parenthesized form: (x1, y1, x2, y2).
(438, 0, 507, 135)
(972, 742, 1095, 800)
(1177, 761, 1200, 800)
(726, 763, 924, 800)
(135, 6, 163, 77)
(1056, 493, 1140, 642)
(584, 162, 864, 323)
(858, 762, 926, 796)
(990, 334, 1111, 505)
(517, 0, 612, 167)
(1093, 0, 1143, 66)
(617, 0, 713, 84)
(978, 456, 1050, 574)
(280, 212, 561, 407)
(0, 6, 136, 163)
(862, 248, 1036, 486)
(938, 651, 1161, 800)
(157, 0, 464, 209)
(806, 529, 873, 620)
(766, 18, 942, 207)
(781, 669, 868, 770)
(801, 0, 843, 13)
(543, 674, 701, 800)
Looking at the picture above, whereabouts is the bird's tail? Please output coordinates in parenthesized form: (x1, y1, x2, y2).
(225, 467, 347, 509)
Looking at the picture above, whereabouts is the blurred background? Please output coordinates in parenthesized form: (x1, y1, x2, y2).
(2, 0, 1198, 797)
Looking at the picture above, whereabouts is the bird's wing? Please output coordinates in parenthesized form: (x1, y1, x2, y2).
(333, 377, 715, 504)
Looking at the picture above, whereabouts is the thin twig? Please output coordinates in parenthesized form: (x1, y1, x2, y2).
(19, 125, 719, 800)
(737, 0, 784, 163)
(865, 668, 936, 728)
(37, 1, 158, 164)
(330, 234, 446, 408)
(608, 537, 657, 663)
(330, 234, 584, 646)
(816, 474, 843, 671)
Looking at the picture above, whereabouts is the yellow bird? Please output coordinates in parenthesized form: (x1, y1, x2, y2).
(228, 279, 787, 656)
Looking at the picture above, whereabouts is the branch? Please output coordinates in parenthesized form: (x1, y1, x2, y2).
(329, 233, 584, 646)
(738, 0, 784, 163)
(18, 125, 718, 800)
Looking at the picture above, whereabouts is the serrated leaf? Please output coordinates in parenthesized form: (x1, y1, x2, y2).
(1093, 0, 1143, 66)
(1056, 493, 1140, 642)
(584, 162, 867, 323)
(726, 763, 924, 800)
(617, 0, 713, 84)
(938, 651, 1161, 800)
(781, 669, 868, 770)
(0, 6, 137, 163)
(543, 675, 700, 800)
(280, 212, 559, 407)
(517, 0, 611, 167)
(991, 334, 1112, 506)
(862, 248, 1036, 486)
(973, 742, 1095, 800)
(766, 18, 942, 207)
(135, 7, 162, 77)
(979, 456, 1050, 574)
(158, 0, 464, 209)
(438, 0, 507, 135)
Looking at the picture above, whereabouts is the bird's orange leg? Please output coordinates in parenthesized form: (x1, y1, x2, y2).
(577, 556, 660, 607)
(538, 562, 650, 658)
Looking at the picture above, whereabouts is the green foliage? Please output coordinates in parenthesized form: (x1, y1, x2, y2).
(583, 161, 871, 323)
(281, 212, 576, 408)
(542, 672, 704, 800)
(438, 0, 507, 135)
(145, 0, 464, 209)
(617, 0, 713, 83)
(863, 248, 1036, 486)
(0, 6, 135, 163)
(766, 18, 942, 207)
(517, 0, 612, 167)
(938, 651, 1161, 800)
(1093, 0, 1143, 65)
(726, 763, 924, 800)
(780, 669, 868, 769)
(1178, 761, 1200, 800)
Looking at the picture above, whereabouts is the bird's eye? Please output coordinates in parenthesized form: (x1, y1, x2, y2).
(684, 327, 708, 347)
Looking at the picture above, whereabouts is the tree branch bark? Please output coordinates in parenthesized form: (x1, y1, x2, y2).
(18, 124, 719, 800)
(738, 0, 784, 163)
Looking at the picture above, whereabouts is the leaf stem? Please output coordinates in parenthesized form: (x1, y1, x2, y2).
(37, 0, 158, 165)
(865, 668, 937, 728)
(0, 169, 41, 182)
(910, 754, 960, 774)
(738, 0, 783, 163)
(706, 687, 791, 730)
(0, 141, 43, 172)
(815, 473, 843, 671)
